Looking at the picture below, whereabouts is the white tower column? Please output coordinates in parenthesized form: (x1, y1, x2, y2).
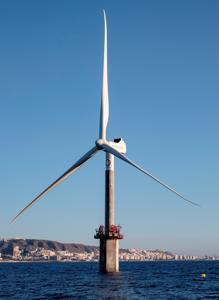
(105, 152, 115, 232)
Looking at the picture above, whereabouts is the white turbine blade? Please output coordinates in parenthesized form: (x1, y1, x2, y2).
(99, 10, 109, 140)
(102, 143, 200, 207)
(11, 146, 98, 223)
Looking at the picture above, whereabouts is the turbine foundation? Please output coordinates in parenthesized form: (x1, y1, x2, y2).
(99, 239, 119, 272)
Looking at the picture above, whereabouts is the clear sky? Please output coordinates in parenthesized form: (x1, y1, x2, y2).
(1, 0, 219, 256)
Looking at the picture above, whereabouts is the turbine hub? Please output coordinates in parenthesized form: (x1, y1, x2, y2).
(96, 139, 105, 149)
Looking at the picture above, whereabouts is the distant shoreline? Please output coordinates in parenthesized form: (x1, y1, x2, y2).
(1, 238, 218, 261)
(0, 259, 216, 264)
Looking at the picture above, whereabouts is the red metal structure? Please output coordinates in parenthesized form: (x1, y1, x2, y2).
(94, 224, 123, 240)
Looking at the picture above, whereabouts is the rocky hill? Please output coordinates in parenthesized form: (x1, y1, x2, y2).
(0, 238, 97, 256)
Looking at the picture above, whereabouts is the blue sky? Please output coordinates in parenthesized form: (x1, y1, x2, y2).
(1, 0, 219, 256)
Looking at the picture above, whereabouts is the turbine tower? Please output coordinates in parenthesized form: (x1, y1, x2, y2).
(12, 11, 199, 273)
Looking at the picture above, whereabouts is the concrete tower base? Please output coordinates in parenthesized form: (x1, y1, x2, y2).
(99, 239, 119, 273)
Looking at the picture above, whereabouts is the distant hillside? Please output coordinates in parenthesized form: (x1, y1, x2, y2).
(0, 238, 97, 256)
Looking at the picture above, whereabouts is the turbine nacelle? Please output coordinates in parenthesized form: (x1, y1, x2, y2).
(109, 138, 126, 154)
(96, 138, 126, 154)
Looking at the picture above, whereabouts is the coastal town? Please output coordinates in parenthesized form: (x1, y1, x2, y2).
(0, 238, 218, 262)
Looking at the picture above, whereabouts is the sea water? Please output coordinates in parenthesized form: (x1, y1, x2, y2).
(0, 261, 219, 299)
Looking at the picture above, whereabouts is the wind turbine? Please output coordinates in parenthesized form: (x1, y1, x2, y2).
(12, 11, 199, 272)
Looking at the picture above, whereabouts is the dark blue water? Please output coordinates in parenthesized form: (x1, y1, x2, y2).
(0, 261, 219, 299)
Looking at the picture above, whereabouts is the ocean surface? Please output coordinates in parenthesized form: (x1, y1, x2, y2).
(0, 261, 219, 299)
